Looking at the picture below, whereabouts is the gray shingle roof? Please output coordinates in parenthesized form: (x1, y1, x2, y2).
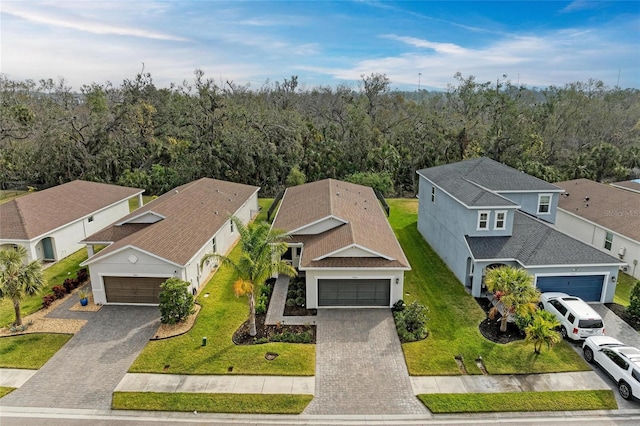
(417, 157, 561, 208)
(466, 211, 624, 266)
(0, 181, 143, 240)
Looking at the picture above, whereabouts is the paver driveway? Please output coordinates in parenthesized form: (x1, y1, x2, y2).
(303, 309, 428, 415)
(0, 305, 159, 409)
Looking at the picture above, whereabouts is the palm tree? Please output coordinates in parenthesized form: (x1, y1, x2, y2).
(0, 246, 45, 326)
(201, 216, 297, 336)
(485, 266, 540, 332)
(525, 310, 561, 354)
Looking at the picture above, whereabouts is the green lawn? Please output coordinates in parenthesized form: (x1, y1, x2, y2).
(128, 195, 156, 212)
(0, 387, 16, 398)
(614, 272, 637, 306)
(129, 198, 314, 375)
(0, 249, 89, 327)
(419, 390, 617, 413)
(112, 392, 312, 414)
(0, 190, 27, 204)
(387, 199, 589, 376)
(0, 333, 72, 369)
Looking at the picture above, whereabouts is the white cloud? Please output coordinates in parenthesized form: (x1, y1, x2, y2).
(382, 34, 468, 55)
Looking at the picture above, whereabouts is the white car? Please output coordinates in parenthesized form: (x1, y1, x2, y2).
(539, 292, 605, 340)
(583, 336, 640, 400)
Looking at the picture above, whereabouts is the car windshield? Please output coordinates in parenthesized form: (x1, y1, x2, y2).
(579, 319, 603, 328)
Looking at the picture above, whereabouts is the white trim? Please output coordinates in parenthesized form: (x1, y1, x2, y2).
(537, 193, 552, 215)
(496, 189, 564, 194)
(494, 210, 507, 230)
(610, 183, 640, 194)
(523, 262, 625, 268)
(533, 271, 609, 303)
(81, 245, 184, 268)
(477, 210, 490, 231)
(300, 266, 410, 271)
(313, 244, 394, 261)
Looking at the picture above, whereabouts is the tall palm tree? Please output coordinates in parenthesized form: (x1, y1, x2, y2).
(201, 216, 297, 336)
(525, 310, 561, 354)
(0, 246, 45, 326)
(485, 266, 540, 332)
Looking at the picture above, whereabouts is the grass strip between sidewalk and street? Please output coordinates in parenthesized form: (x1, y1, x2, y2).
(0, 333, 72, 369)
(0, 387, 16, 398)
(112, 392, 313, 414)
(387, 199, 590, 376)
(418, 390, 617, 413)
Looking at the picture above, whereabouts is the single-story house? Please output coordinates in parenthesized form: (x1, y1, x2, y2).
(417, 158, 625, 302)
(81, 178, 259, 305)
(554, 178, 639, 279)
(0, 180, 143, 263)
(271, 179, 410, 308)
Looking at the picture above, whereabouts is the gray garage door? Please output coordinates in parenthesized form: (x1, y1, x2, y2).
(318, 279, 390, 307)
(536, 275, 604, 302)
(103, 276, 167, 304)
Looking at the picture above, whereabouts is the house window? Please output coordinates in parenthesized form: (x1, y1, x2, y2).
(431, 186, 435, 203)
(230, 220, 234, 234)
(212, 238, 217, 253)
(604, 231, 613, 251)
(537, 194, 551, 214)
(494, 211, 506, 230)
(88, 215, 94, 223)
(477, 211, 490, 230)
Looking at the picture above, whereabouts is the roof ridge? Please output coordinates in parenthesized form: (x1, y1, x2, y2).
(7, 199, 29, 240)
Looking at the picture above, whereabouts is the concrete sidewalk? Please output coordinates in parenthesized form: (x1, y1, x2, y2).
(411, 371, 610, 394)
(114, 373, 315, 395)
(0, 369, 37, 388)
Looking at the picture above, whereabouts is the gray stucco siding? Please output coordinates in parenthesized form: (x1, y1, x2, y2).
(499, 192, 559, 224)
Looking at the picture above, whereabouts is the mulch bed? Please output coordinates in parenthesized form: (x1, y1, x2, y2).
(232, 313, 316, 345)
(476, 297, 525, 344)
(283, 305, 317, 316)
(605, 303, 640, 331)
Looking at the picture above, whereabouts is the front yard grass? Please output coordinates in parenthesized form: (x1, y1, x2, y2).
(0, 387, 16, 398)
(614, 272, 637, 306)
(418, 390, 616, 413)
(388, 199, 590, 375)
(112, 392, 312, 414)
(0, 333, 72, 369)
(129, 198, 314, 375)
(0, 249, 89, 327)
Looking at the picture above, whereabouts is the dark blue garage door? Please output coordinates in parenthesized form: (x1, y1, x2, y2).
(536, 275, 604, 301)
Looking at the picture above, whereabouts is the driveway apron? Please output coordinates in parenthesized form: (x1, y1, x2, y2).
(0, 305, 159, 409)
(303, 309, 428, 415)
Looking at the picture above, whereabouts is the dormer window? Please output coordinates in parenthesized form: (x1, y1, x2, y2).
(477, 211, 490, 230)
(537, 194, 551, 214)
(494, 211, 506, 230)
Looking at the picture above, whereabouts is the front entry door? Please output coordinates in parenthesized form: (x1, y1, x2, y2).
(42, 238, 55, 261)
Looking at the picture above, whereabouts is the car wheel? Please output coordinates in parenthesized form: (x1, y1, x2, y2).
(560, 326, 568, 339)
(619, 381, 632, 400)
(583, 347, 594, 363)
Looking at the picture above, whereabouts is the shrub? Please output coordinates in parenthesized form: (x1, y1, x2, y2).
(392, 299, 406, 312)
(76, 268, 89, 283)
(286, 298, 295, 307)
(394, 301, 429, 342)
(42, 294, 55, 308)
(287, 290, 297, 299)
(63, 278, 76, 293)
(253, 337, 269, 344)
(295, 296, 306, 307)
(52, 286, 66, 299)
(255, 293, 269, 315)
(158, 278, 195, 324)
(627, 280, 640, 318)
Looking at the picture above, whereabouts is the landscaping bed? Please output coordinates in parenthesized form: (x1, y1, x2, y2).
(605, 303, 640, 331)
(475, 297, 524, 344)
(232, 313, 315, 345)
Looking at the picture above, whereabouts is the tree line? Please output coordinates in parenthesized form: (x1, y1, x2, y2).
(1, 71, 638, 196)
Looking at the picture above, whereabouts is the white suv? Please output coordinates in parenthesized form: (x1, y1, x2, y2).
(540, 292, 605, 340)
(583, 336, 640, 400)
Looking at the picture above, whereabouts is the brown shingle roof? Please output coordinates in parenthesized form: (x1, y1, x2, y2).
(555, 178, 640, 242)
(273, 179, 410, 269)
(83, 178, 259, 266)
(612, 180, 640, 194)
(0, 180, 143, 240)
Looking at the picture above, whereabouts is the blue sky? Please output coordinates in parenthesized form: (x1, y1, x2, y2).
(1, 1, 638, 91)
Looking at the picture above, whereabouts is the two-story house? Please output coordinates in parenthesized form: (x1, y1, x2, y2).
(417, 158, 624, 302)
